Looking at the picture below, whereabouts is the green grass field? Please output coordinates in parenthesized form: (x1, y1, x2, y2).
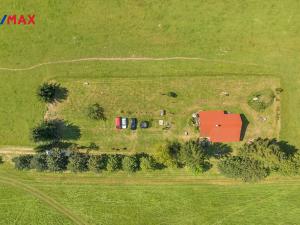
(1, 163, 300, 225)
(1, 0, 300, 224)
(50, 76, 279, 151)
(0, 0, 299, 148)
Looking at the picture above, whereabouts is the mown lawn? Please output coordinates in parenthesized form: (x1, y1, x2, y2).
(1, 165, 300, 225)
(50, 76, 280, 152)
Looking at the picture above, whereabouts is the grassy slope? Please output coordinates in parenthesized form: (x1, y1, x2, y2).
(1, 165, 300, 225)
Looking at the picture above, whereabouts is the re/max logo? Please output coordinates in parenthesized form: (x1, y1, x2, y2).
(0, 15, 35, 25)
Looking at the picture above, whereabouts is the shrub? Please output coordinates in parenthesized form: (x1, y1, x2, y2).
(238, 138, 285, 171)
(180, 140, 210, 174)
(68, 152, 89, 172)
(247, 89, 275, 112)
(87, 103, 106, 120)
(46, 148, 68, 172)
(0, 155, 3, 164)
(218, 156, 269, 182)
(12, 155, 34, 170)
(166, 91, 177, 98)
(140, 156, 156, 171)
(155, 140, 181, 168)
(88, 142, 99, 150)
(30, 153, 48, 171)
(37, 82, 68, 103)
(275, 87, 283, 94)
(122, 156, 139, 173)
(107, 155, 122, 172)
(88, 154, 108, 172)
(37, 82, 58, 103)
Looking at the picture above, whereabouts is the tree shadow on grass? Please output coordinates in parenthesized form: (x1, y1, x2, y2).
(54, 85, 68, 102)
(240, 114, 249, 141)
(46, 119, 81, 141)
(59, 121, 81, 141)
(206, 143, 232, 159)
(277, 140, 298, 157)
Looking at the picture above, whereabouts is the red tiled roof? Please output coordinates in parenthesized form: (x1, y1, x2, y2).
(198, 111, 242, 142)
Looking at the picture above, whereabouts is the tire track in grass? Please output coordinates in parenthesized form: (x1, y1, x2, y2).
(0, 176, 88, 225)
(0, 56, 265, 72)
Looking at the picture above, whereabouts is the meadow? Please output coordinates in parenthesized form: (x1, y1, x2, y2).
(1, 163, 300, 225)
(1, 0, 300, 224)
(0, 0, 299, 148)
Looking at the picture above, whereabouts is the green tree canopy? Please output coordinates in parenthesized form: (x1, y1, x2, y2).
(46, 148, 68, 172)
(107, 155, 122, 172)
(32, 120, 61, 143)
(122, 156, 139, 173)
(218, 156, 269, 182)
(88, 154, 108, 172)
(180, 140, 210, 174)
(12, 155, 33, 170)
(238, 138, 286, 171)
(67, 152, 89, 172)
(140, 156, 157, 171)
(87, 103, 106, 120)
(155, 140, 181, 168)
(30, 153, 48, 171)
(37, 82, 68, 103)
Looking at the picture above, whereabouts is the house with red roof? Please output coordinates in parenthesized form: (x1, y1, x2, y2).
(198, 111, 242, 143)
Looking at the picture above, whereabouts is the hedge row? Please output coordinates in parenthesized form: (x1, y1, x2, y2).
(12, 150, 159, 173)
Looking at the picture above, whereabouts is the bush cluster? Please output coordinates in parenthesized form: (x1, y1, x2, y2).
(12, 152, 159, 173)
(247, 89, 275, 112)
(155, 139, 213, 174)
(218, 138, 300, 181)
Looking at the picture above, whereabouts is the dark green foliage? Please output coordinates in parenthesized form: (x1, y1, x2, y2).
(166, 91, 177, 98)
(238, 138, 286, 171)
(107, 155, 122, 172)
(275, 87, 283, 94)
(32, 120, 81, 143)
(46, 148, 68, 172)
(218, 156, 269, 182)
(180, 140, 211, 174)
(37, 82, 68, 103)
(32, 120, 60, 142)
(0, 155, 3, 164)
(12, 155, 34, 170)
(247, 89, 275, 112)
(155, 140, 181, 168)
(67, 152, 89, 172)
(140, 156, 157, 170)
(88, 154, 108, 172)
(88, 142, 99, 150)
(122, 156, 139, 172)
(30, 153, 48, 171)
(34, 141, 74, 153)
(87, 103, 106, 120)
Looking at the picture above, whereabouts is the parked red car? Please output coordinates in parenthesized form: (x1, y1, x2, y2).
(115, 117, 121, 129)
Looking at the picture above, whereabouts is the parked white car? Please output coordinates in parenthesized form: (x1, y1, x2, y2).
(121, 117, 128, 129)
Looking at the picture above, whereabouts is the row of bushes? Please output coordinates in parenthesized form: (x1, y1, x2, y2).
(155, 139, 224, 174)
(11, 138, 300, 182)
(12, 150, 159, 173)
(218, 138, 300, 181)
